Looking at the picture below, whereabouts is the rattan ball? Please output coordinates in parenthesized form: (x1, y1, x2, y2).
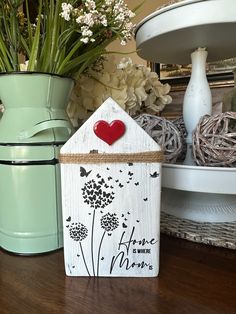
(192, 112, 236, 167)
(135, 114, 183, 163)
(173, 116, 187, 161)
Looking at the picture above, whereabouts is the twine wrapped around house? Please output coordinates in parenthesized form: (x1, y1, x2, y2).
(135, 114, 183, 163)
(192, 112, 236, 167)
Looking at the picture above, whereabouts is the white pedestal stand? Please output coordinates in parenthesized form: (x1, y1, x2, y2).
(135, 0, 236, 224)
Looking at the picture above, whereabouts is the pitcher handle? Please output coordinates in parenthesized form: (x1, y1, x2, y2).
(18, 119, 73, 140)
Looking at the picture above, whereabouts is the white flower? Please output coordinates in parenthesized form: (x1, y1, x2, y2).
(68, 57, 172, 127)
(76, 12, 95, 27)
(60, 3, 73, 21)
(59, 0, 135, 69)
(80, 37, 89, 44)
(99, 14, 107, 26)
(105, 0, 114, 5)
(115, 13, 125, 23)
(85, 0, 96, 11)
(81, 26, 93, 38)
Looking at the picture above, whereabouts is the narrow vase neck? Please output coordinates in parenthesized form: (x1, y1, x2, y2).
(190, 49, 208, 78)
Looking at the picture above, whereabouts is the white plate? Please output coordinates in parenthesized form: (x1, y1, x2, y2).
(161, 187, 236, 222)
(135, 0, 236, 64)
(162, 163, 236, 195)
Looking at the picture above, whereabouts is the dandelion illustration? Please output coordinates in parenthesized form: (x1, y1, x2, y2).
(81, 177, 115, 209)
(69, 222, 88, 241)
(68, 222, 90, 276)
(81, 175, 115, 276)
(97, 213, 119, 276)
(101, 212, 119, 232)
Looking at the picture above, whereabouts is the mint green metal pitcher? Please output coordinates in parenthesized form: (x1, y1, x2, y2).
(0, 72, 74, 254)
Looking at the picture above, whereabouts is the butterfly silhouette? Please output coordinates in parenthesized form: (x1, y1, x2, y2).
(66, 216, 71, 222)
(150, 171, 159, 178)
(122, 223, 127, 228)
(80, 167, 92, 177)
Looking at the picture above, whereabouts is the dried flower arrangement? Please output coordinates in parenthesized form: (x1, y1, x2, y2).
(0, 0, 136, 77)
(67, 56, 172, 126)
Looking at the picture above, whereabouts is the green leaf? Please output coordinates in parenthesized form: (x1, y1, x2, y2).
(25, 0, 33, 49)
(0, 34, 13, 71)
(27, 0, 43, 71)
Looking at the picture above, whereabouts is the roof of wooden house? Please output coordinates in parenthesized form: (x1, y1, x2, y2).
(61, 97, 161, 154)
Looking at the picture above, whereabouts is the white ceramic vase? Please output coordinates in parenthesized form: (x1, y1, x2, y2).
(183, 48, 212, 164)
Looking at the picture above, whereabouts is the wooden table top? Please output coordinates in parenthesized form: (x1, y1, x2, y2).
(1, 234, 236, 314)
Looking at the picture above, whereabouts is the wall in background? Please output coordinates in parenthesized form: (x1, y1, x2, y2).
(107, 0, 167, 65)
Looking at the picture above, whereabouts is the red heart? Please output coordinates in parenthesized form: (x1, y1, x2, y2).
(93, 120, 126, 145)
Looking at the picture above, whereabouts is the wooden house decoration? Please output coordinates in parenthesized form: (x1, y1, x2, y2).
(60, 98, 163, 277)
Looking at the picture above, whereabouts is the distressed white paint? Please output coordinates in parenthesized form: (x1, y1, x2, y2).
(60, 98, 162, 277)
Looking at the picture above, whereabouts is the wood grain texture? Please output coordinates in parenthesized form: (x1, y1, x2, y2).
(1, 235, 236, 314)
(62, 163, 161, 277)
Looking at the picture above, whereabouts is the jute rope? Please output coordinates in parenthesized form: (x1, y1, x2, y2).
(59, 151, 164, 164)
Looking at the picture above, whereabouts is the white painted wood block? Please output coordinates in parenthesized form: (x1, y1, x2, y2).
(60, 98, 162, 277)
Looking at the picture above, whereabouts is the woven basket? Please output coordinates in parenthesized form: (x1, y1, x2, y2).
(161, 212, 236, 249)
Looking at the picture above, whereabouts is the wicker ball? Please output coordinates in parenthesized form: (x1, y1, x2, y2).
(173, 116, 187, 161)
(192, 112, 236, 167)
(135, 114, 183, 163)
